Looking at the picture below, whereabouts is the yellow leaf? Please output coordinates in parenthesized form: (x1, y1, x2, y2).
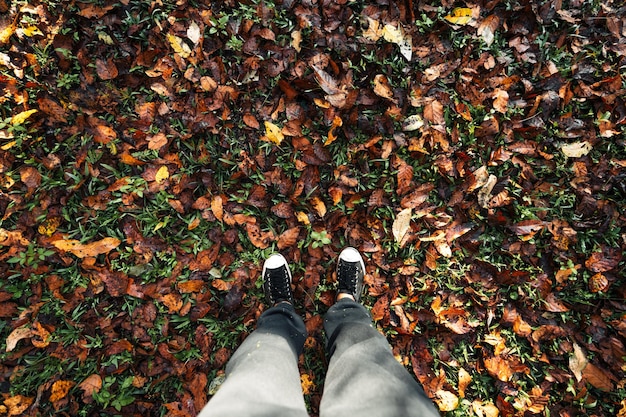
(0, 20, 17, 45)
(263, 121, 284, 145)
(21, 25, 43, 37)
(362, 17, 383, 42)
(3, 395, 33, 416)
(10, 109, 38, 125)
(38, 217, 61, 236)
(300, 373, 315, 395)
(295, 211, 310, 225)
(155, 165, 169, 184)
(166, 33, 191, 58)
(445, 8, 474, 25)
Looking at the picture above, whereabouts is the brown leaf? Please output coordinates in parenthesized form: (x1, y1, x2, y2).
(19, 166, 41, 190)
(245, 223, 274, 249)
(373, 74, 394, 100)
(78, 374, 102, 398)
(585, 247, 622, 272)
(177, 280, 205, 293)
(96, 58, 118, 80)
(544, 293, 569, 312)
(31, 321, 51, 348)
(583, 363, 615, 392)
(160, 293, 183, 313)
(277, 227, 300, 250)
(148, 132, 168, 150)
(423, 99, 445, 126)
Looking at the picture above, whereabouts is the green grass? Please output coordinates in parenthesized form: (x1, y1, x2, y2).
(0, 0, 624, 415)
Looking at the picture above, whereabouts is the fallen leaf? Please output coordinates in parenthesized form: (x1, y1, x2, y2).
(569, 342, 588, 382)
(492, 89, 509, 113)
(30, 321, 50, 348)
(277, 227, 300, 250)
(583, 363, 615, 392)
(148, 132, 168, 150)
(477, 15, 499, 46)
(477, 174, 497, 208)
(263, 121, 285, 145)
(5, 325, 32, 352)
(96, 58, 118, 80)
(373, 74, 394, 100)
(402, 114, 424, 131)
(4, 395, 33, 416)
(93, 124, 117, 144)
(50, 380, 74, 403)
(167, 33, 191, 58)
(187, 21, 201, 44)
(435, 389, 459, 411)
(11, 109, 37, 125)
(155, 165, 169, 184)
(472, 400, 500, 417)
(392, 208, 412, 244)
(325, 115, 343, 146)
(458, 368, 472, 398)
(588, 273, 609, 293)
(78, 374, 102, 398)
(301, 373, 315, 395)
(445, 8, 473, 25)
(52, 237, 121, 258)
(561, 141, 592, 158)
(381, 24, 412, 61)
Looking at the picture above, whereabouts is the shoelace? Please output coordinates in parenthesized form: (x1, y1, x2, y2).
(267, 267, 291, 302)
(338, 261, 361, 294)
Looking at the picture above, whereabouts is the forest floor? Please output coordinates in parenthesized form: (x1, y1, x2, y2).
(0, 0, 625, 416)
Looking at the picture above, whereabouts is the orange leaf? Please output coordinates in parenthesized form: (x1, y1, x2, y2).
(3, 395, 33, 416)
(458, 368, 472, 398)
(52, 237, 121, 258)
(50, 380, 75, 403)
(160, 293, 183, 313)
(93, 124, 117, 144)
(211, 195, 224, 221)
(177, 280, 205, 293)
(31, 321, 51, 348)
(324, 115, 343, 146)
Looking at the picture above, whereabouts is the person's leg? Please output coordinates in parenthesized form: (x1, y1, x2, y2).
(198, 254, 309, 417)
(319, 248, 439, 417)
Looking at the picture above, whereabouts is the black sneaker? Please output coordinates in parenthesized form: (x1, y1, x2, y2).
(336, 247, 366, 302)
(262, 253, 294, 306)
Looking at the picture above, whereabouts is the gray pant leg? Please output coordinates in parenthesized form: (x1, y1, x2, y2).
(198, 304, 309, 417)
(320, 299, 440, 417)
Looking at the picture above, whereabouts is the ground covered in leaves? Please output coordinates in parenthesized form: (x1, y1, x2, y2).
(0, 0, 625, 415)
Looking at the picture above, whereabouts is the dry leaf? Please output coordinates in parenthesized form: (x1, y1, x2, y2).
(167, 33, 191, 58)
(492, 89, 509, 113)
(472, 400, 500, 417)
(50, 380, 75, 403)
(5, 325, 32, 352)
(373, 74, 394, 100)
(445, 8, 473, 25)
(155, 166, 169, 184)
(561, 141, 592, 158)
(458, 368, 472, 398)
(569, 342, 588, 382)
(381, 24, 412, 61)
(392, 208, 412, 244)
(583, 363, 614, 392)
(4, 395, 33, 416)
(477, 15, 500, 46)
(10, 109, 37, 125)
(263, 121, 285, 145)
(435, 390, 459, 411)
(402, 114, 424, 131)
(187, 21, 201, 44)
(78, 374, 102, 398)
(477, 174, 497, 208)
(325, 115, 343, 146)
(52, 237, 121, 258)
